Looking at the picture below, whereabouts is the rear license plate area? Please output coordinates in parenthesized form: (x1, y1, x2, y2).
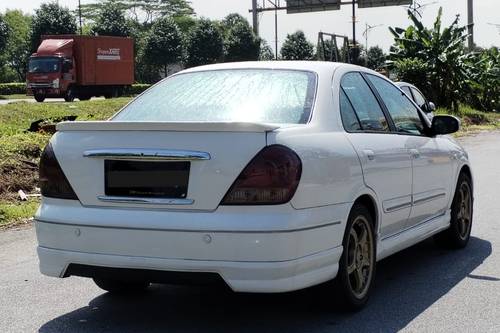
(105, 160, 190, 198)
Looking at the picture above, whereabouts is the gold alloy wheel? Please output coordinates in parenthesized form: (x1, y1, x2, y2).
(457, 181, 472, 240)
(346, 215, 374, 299)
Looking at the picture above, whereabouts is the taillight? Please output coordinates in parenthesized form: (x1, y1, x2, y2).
(39, 143, 78, 200)
(221, 145, 302, 205)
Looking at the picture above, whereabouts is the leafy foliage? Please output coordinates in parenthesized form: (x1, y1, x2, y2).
(367, 46, 386, 70)
(259, 40, 275, 61)
(90, 1, 131, 37)
(463, 47, 500, 112)
(280, 31, 314, 60)
(389, 8, 468, 111)
(143, 17, 183, 75)
(221, 14, 260, 62)
(80, 0, 194, 25)
(29, 2, 78, 52)
(0, 14, 9, 55)
(185, 19, 223, 68)
(2, 10, 32, 81)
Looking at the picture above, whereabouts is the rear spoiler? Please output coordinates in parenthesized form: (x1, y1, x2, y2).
(56, 121, 280, 133)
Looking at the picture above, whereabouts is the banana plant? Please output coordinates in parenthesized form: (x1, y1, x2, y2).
(388, 8, 469, 112)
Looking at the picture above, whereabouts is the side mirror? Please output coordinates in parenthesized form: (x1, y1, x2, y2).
(431, 115, 460, 135)
(62, 60, 73, 73)
(428, 102, 436, 112)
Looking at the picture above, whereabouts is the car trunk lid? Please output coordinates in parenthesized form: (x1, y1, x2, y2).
(52, 121, 278, 211)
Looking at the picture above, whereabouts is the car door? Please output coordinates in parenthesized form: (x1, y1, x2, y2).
(340, 72, 412, 238)
(365, 74, 452, 228)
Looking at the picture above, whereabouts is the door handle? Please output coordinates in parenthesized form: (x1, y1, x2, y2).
(363, 149, 375, 161)
(409, 149, 420, 159)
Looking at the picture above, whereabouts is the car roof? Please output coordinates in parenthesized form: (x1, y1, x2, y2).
(179, 61, 372, 77)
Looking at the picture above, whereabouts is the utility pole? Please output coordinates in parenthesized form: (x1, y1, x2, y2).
(274, 4, 278, 60)
(467, 0, 474, 49)
(78, 0, 83, 35)
(252, 0, 259, 35)
(352, 1, 356, 47)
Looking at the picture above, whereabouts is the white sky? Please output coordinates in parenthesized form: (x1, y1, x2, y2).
(1, 0, 499, 54)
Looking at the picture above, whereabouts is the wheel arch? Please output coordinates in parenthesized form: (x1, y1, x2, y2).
(352, 194, 379, 238)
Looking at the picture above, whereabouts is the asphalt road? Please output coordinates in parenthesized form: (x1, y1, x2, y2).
(1, 131, 499, 333)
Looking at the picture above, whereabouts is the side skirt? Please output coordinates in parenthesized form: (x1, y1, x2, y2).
(376, 210, 451, 261)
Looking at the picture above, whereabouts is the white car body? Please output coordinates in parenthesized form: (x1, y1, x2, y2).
(36, 61, 472, 294)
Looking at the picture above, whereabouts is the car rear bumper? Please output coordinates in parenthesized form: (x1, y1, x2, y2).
(37, 243, 342, 293)
(35, 198, 349, 292)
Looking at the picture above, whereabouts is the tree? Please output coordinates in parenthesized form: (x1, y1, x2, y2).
(221, 13, 260, 62)
(81, 0, 194, 26)
(259, 40, 274, 60)
(2, 10, 32, 81)
(143, 17, 183, 76)
(0, 15, 8, 54)
(280, 31, 314, 60)
(30, 2, 77, 52)
(367, 46, 386, 70)
(90, 1, 131, 36)
(389, 8, 468, 111)
(185, 19, 223, 68)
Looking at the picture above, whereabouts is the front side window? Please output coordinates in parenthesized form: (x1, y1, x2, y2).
(340, 72, 389, 132)
(401, 86, 412, 98)
(28, 57, 61, 73)
(367, 74, 425, 135)
(113, 69, 317, 124)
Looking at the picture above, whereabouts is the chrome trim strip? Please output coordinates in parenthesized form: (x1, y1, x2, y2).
(381, 211, 448, 241)
(413, 193, 446, 206)
(83, 149, 211, 161)
(35, 219, 341, 234)
(385, 202, 412, 213)
(97, 196, 194, 205)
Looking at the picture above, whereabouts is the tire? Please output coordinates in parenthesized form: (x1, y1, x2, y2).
(335, 203, 376, 311)
(64, 87, 75, 102)
(79, 95, 91, 101)
(93, 278, 150, 294)
(434, 172, 473, 249)
(34, 94, 45, 103)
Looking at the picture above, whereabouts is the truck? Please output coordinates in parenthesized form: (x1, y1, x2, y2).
(27, 35, 134, 102)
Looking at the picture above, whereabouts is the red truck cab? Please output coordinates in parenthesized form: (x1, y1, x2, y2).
(27, 35, 134, 102)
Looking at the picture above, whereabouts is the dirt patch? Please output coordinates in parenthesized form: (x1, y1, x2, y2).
(0, 157, 39, 201)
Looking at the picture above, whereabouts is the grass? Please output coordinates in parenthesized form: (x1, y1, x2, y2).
(0, 199, 40, 229)
(0, 94, 32, 100)
(0, 98, 131, 226)
(436, 105, 500, 136)
(0, 99, 498, 227)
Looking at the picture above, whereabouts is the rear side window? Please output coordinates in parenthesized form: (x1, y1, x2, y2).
(340, 89, 361, 131)
(367, 74, 425, 135)
(340, 72, 389, 132)
(113, 69, 317, 124)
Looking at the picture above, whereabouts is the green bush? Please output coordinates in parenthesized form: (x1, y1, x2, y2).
(0, 83, 26, 95)
(124, 84, 152, 96)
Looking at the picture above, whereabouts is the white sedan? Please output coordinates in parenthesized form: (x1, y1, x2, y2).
(36, 61, 473, 310)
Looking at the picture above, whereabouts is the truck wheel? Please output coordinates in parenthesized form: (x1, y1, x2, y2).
(64, 87, 75, 102)
(34, 94, 45, 103)
(79, 95, 91, 101)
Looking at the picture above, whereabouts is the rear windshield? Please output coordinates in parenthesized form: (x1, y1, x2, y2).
(113, 69, 317, 124)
